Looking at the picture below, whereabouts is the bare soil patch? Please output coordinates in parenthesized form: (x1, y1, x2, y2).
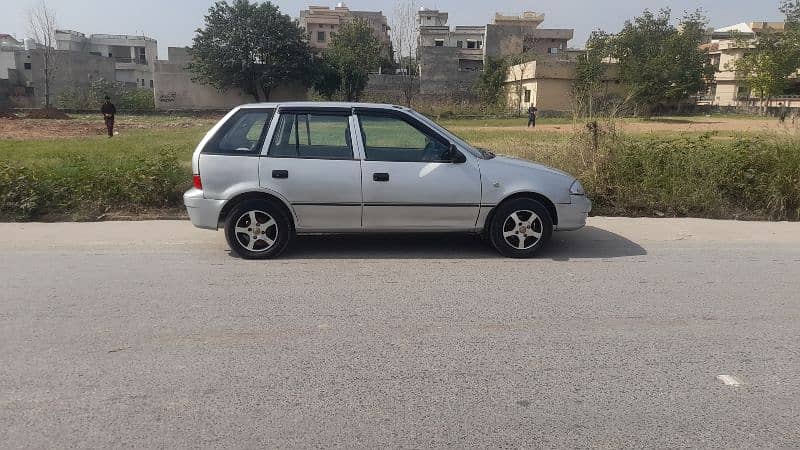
(0, 114, 222, 140)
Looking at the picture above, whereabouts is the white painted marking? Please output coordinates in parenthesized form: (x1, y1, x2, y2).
(717, 374, 742, 386)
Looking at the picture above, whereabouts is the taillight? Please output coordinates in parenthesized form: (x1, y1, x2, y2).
(192, 174, 202, 190)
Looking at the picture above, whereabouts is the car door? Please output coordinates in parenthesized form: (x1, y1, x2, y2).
(259, 108, 362, 231)
(355, 109, 482, 230)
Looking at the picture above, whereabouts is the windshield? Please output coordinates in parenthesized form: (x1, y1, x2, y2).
(409, 111, 495, 159)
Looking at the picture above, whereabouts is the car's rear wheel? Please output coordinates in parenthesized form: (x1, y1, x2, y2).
(489, 198, 553, 258)
(224, 199, 292, 259)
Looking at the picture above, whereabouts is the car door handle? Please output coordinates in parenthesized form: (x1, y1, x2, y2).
(272, 170, 288, 179)
(373, 173, 389, 182)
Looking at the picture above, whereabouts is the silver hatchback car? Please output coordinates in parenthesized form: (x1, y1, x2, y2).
(184, 102, 591, 258)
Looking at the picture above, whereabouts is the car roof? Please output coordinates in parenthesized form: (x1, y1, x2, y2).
(238, 101, 410, 112)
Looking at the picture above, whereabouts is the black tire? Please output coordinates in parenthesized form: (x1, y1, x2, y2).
(224, 199, 293, 259)
(488, 198, 553, 258)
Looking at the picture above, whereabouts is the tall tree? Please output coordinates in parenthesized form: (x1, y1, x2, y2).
(506, 54, 536, 117)
(27, 0, 58, 108)
(610, 9, 713, 115)
(390, 0, 419, 106)
(573, 31, 612, 118)
(325, 19, 382, 101)
(730, 2, 800, 112)
(188, 0, 312, 101)
(474, 57, 509, 109)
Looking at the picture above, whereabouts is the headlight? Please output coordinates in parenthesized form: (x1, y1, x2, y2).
(570, 180, 585, 195)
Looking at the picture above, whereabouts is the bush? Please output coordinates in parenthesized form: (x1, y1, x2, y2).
(566, 128, 800, 220)
(0, 146, 186, 220)
(58, 78, 155, 112)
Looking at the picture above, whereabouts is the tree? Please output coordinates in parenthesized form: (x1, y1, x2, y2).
(506, 54, 535, 116)
(390, 0, 419, 106)
(188, 0, 312, 102)
(474, 57, 509, 110)
(609, 9, 713, 115)
(325, 19, 382, 101)
(27, 0, 58, 108)
(729, 2, 800, 113)
(573, 31, 612, 118)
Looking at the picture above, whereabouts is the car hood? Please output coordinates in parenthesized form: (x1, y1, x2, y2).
(484, 154, 574, 180)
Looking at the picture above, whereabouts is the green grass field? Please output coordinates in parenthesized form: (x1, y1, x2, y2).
(1, 114, 798, 221)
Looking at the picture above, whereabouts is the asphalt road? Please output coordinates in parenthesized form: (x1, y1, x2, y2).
(1, 218, 799, 447)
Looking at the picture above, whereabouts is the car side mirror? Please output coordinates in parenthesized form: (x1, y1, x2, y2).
(448, 144, 466, 164)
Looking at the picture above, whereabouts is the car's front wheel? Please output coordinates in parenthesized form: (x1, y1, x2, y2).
(489, 198, 553, 258)
(224, 199, 292, 259)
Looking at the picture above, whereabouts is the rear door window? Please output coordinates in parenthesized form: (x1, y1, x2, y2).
(268, 113, 353, 160)
(203, 108, 274, 155)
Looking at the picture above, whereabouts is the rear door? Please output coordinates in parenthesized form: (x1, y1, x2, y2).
(355, 109, 482, 230)
(259, 108, 362, 231)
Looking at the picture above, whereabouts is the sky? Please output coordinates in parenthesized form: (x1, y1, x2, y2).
(1, 0, 788, 58)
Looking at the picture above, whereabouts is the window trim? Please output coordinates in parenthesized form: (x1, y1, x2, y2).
(201, 108, 275, 156)
(354, 109, 456, 163)
(266, 111, 356, 161)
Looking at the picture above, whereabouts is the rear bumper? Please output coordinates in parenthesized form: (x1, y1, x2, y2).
(184, 188, 225, 230)
(555, 195, 592, 231)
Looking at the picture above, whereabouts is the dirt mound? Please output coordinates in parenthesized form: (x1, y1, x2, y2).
(25, 108, 71, 120)
(0, 111, 18, 119)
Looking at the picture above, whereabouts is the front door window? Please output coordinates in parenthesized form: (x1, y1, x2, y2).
(358, 115, 451, 162)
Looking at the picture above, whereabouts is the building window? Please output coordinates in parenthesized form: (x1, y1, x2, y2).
(141, 79, 145, 87)
(24, 62, 31, 70)
(477, 41, 483, 49)
(457, 41, 463, 48)
(434, 39, 444, 47)
(150, 79, 154, 88)
(317, 31, 326, 42)
(548, 47, 559, 55)
(25, 87, 35, 96)
(466, 40, 476, 49)
(524, 89, 531, 103)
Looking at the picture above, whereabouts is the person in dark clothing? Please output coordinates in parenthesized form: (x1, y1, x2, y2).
(527, 105, 538, 128)
(101, 96, 116, 137)
(778, 102, 788, 124)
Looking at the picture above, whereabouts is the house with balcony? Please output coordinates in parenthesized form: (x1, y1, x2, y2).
(417, 9, 574, 96)
(54, 30, 158, 90)
(702, 22, 799, 108)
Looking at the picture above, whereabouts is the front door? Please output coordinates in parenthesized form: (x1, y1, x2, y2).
(355, 111, 481, 230)
(259, 110, 362, 231)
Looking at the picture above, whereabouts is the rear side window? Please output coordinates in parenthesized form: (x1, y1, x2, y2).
(268, 113, 353, 160)
(203, 109, 273, 154)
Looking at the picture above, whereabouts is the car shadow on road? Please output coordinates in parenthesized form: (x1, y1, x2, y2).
(276, 226, 646, 260)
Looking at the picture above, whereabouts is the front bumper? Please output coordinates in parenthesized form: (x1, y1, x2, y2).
(555, 195, 592, 231)
(184, 188, 225, 230)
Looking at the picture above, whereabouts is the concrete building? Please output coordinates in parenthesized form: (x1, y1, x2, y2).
(417, 9, 574, 96)
(54, 30, 158, 89)
(703, 22, 800, 108)
(10, 47, 116, 107)
(0, 34, 24, 80)
(299, 3, 391, 59)
(505, 60, 623, 113)
(153, 47, 307, 110)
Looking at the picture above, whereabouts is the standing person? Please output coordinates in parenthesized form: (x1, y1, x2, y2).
(527, 105, 538, 128)
(778, 102, 788, 124)
(101, 96, 116, 137)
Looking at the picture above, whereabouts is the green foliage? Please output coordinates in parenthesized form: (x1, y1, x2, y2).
(590, 133, 800, 220)
(323, 20, 383, 101)
(573, 31, 613, 117)
(607, 9, 713, 114)
(188, 0, 312, 101)
(0, 147, 186, 220)
(474, 57, 509, 110)
(311, 55, 343, 100)
(58, 79, 155, 111)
